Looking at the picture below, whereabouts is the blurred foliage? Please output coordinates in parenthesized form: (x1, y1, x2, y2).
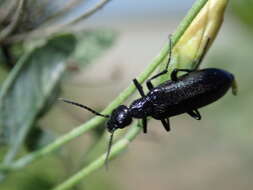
(25, 126, 56, 152)
(0, 0, 116, 188)
(72, 30, 117, 68)
(0, 0, 90, 42)
(231, 0, 253, 30)
(0, 155, 64, 190)
(0, 34, 76, 164)
(227, 0, 253, 141)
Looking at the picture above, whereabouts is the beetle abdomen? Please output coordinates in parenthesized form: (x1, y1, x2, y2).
(149, 68, 234, 119)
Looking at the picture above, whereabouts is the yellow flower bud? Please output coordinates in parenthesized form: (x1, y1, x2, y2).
(174, 0, 228, 69)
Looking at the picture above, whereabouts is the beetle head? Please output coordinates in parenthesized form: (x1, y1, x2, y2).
(107, 105, 133, 133)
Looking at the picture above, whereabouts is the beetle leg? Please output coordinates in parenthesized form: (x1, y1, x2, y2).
(161, 118, 171, 132)
(146, 36, 173, 90)
(142, 117, 147, 133)
(187, 109, 201, 120)
(165, 34, 173, 71)
(171, 69, 195, 81)
(133, 79, 145, 97)
(194, 37, 211, 69)
(146, 70, 167, 90)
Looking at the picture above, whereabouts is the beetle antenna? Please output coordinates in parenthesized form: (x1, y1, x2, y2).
(105, 130, 115, 170)
(59, 98, 110, 118)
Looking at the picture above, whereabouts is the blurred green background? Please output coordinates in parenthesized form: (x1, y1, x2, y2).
(0, 0, 253, 189)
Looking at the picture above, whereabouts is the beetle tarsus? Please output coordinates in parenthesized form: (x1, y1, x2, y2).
(161, 118, 171, 132)
(142, 118, 147, 133)
(187, 109, 201, 120)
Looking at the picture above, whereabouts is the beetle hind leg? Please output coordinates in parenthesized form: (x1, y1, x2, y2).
(171, 69, 195, 81)
(146, 36, 173, 91)
(187, 109, 201, 120)
(146, 70, 167, 90)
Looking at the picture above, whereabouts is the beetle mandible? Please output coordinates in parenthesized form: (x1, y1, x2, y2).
(60, 36, 237, 166)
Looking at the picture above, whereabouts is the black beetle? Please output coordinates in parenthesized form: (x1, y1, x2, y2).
(60, 37, 237, 166)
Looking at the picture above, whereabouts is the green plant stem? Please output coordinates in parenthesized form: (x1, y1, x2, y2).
(0, 0, 208, 173)
(53, 122, 141, 190)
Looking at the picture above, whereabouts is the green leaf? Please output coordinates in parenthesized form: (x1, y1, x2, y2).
(72, 29, 117, 67)
(0, 34, 76, 164)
